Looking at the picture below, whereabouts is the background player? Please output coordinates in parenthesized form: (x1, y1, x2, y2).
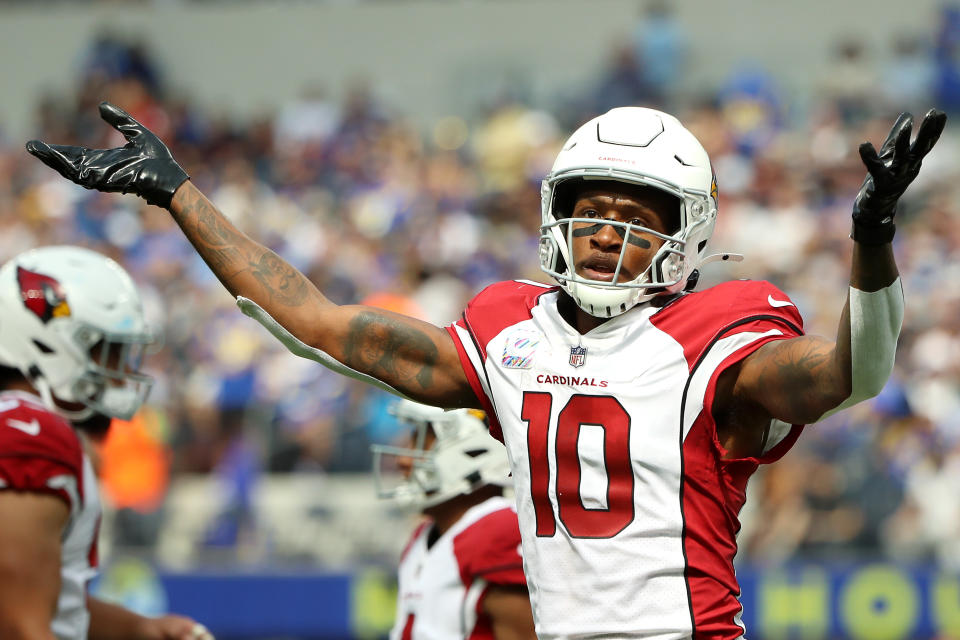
(0, 246, 212, 640)
(371, 401, 534, 640)
(26, 103, 945, 638)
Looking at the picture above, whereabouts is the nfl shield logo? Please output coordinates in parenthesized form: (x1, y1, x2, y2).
(569, 345, 587, 368)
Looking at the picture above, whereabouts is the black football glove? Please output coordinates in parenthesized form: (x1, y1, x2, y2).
(851, 108, 947, 245)
(26, 102, 189, 209)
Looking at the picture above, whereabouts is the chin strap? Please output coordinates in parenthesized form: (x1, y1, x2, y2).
(236, 296, 412, 400)
(817, 277, 904, 421)
(30, 373, 95, 422)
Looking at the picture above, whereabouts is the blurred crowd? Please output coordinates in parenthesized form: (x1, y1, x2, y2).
(2, 5, 960, 569)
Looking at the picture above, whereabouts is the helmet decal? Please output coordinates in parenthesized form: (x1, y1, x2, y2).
(17, 266, 71, 324)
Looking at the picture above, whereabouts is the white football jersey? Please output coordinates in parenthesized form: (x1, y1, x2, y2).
(390, 496, 526, 640)
(0, 391, 101, 640)
(447, 280, 805, 640)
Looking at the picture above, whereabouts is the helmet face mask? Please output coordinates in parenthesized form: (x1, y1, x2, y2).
(0, 247, 155, 421)
(371, 401, 511, 510)
(540, 107, 719, 318)
(70, 327, 154, 421)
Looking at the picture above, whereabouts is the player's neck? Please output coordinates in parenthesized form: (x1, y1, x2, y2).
(0, 378, 37, 396)
(424, 486, 501, 538)
(557, 293, 611, 334)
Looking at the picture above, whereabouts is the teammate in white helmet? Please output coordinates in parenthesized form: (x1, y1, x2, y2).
(28, 103, 946, 639)
(0, 246, 213, 640)
(372, 401, 535, 640)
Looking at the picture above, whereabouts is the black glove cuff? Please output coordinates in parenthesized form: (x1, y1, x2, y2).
(850, 219, 896, 245)
(140, 164, 190, 209)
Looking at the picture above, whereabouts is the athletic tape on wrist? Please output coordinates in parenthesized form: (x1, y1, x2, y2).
(819, 277, 904, 420)
(236, 296, 412, 400)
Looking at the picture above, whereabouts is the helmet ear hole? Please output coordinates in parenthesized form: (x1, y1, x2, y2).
(652, 248, 675, 283)
(32, 340, 54, 354)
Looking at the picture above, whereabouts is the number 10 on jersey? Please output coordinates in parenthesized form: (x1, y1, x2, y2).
(521, 391, 635, 539)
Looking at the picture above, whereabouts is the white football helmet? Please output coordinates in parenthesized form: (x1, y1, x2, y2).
(539, 107, 720, 317)
(371, 400, 511, 510)
(0, 246, 154, 421)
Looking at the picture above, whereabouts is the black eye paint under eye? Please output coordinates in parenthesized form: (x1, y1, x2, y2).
(571, 223, 652, 248)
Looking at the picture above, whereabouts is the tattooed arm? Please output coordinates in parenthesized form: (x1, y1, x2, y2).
(711, 110, 948, 455)
(169, 183, 477, 408)
(712, 242, 897, 458)
(23, 102, 474, 408)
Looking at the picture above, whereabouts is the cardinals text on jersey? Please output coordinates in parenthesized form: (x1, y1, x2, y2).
(0, 391, 101, 640)
(391, 496, 526, 640)
(446, 280, 805, 640)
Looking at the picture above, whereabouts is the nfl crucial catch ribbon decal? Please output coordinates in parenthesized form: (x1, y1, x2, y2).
(569, 345, 587, 368)
(501, 330, 539, 369)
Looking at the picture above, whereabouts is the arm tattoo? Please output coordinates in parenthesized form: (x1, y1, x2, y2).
(173, 187, 310, 306)
(764, 339, 842, 418)
(250, 252, 308, 306)
(174, 188, 245, 274)
(343, 312, 439, 390)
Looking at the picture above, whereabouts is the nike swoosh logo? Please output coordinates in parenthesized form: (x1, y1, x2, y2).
(768, 294, 794, 308)
(7, 418, 40, 436)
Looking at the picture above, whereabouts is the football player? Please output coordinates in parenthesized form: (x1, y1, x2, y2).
(0, 246, 212, 640)
(27, 103, 945, 639)
(371, 401, 535, 640)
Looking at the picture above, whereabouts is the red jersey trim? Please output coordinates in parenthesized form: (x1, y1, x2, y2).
(400, 613, 415, 640)
(453, 507, 526, 588)
(0, 457, 80, 509)
(0, 393, 85, 482)
(446, 322, 503, 442)
(473, 562, 526, 585)
(677, 314, 804, 638)
(460, 281, 558, 359)
(453, 281, 556, 443)
(400, 520, 430, 564)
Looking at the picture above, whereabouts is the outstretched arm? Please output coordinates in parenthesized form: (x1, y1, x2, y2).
(167, 183, 475, 406)
(726, 109, 946, 427)
(27, 103, 477, 409)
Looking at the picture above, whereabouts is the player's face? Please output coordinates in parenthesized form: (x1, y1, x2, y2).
(396, 425, 437, 479)
(568, 185, 678, 284)
(52, 340, 141, 438)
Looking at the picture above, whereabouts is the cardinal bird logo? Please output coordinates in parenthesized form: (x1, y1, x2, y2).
(17, 266, 71, 324)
